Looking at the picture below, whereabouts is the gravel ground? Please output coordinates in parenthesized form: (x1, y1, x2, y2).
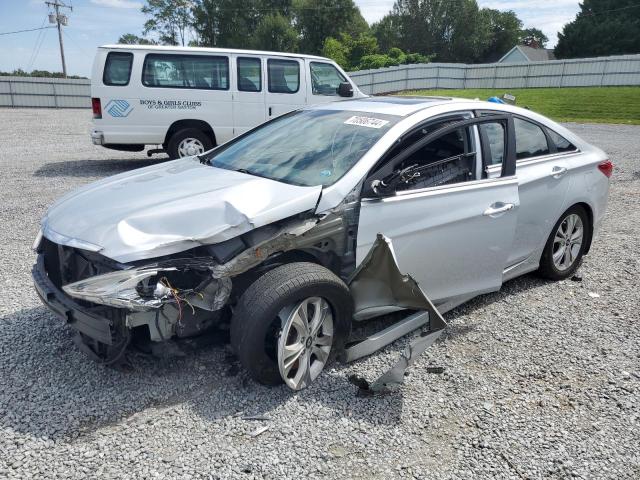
(0, 108, 638, 479)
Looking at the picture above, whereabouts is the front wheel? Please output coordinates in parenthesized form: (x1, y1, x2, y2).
(538, 205, 590, 280)
(230, 262, 353, 389)
(167, 128, 213, 159)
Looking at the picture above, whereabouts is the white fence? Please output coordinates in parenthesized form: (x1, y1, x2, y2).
(349, 53, 640, 94)
(1, 53, 639, 108)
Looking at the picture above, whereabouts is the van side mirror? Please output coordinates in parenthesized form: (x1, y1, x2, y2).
(338, 82, 354, 97)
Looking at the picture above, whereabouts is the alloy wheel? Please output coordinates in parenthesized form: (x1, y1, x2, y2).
(552, 213, 584, 271)
(277, 296, 334, 390)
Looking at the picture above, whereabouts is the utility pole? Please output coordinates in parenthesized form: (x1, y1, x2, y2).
(45, 1, 72, 78)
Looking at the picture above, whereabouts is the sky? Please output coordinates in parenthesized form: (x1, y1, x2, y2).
(0, 0, 581, 77)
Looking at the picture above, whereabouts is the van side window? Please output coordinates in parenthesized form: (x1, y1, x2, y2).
(237, 57, 261, 92)
(142, 54, 229, 90)
(547, 129, 577, 153)
(103, 52, 133, 86)
(310, 62, 346, 95)
(268, 59, 299, 94)
(514, 117, 550, 160)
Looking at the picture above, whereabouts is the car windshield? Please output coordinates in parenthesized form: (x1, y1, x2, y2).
(205, 109, 399, 186)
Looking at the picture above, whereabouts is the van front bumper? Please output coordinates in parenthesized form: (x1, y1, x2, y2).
(91, 130, 104, 145)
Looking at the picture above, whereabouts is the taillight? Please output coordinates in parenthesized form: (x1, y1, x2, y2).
(597, 160, 613, 178)
(91, 97, 102, 119)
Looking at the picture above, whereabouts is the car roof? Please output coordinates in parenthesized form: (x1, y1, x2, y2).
(99, 44, 331, 61)
(310, 96, 477, 116)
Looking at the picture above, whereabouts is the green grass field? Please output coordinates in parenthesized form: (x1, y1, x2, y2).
(399, 87, 640, 125)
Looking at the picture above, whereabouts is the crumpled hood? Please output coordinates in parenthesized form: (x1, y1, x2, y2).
(42, 158, 322, 263)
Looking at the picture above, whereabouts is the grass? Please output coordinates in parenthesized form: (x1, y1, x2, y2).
(398, 87, 640, 125)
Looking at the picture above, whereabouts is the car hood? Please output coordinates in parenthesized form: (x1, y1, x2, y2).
(42, 158, 323, 263)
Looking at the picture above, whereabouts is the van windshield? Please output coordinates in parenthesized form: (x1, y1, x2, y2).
(204, 109, 399, 187)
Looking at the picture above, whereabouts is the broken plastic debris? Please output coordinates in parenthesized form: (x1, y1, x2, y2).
(588, 292, 600, 298)
(248, 425, 270, 437)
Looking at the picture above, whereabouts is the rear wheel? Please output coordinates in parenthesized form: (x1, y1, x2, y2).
(167, 128, 213, 159)
(538, 205, 589, 280)
(230, 262, 352, 389)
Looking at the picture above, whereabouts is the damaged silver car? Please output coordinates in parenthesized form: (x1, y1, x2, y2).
(33, 97, 611, 391)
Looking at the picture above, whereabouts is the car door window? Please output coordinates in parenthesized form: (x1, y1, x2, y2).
(514, 118, 550, 160)
(237, 57, 261, 92)
(268, 59, 299, 94)
(547, 129, 577, 152)
(310, 62, 346, 96)
(479, 122, 505, 166)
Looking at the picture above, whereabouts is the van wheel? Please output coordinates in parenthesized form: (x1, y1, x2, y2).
(167, 128, 213, 159)
(230, 262, 353, 390)
(538, 205, 590, 280)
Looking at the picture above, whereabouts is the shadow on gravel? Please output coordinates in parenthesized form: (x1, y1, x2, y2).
(32, 157, 168, 178)
(0, 306, 403, 440)
(0, 274, 551, 440)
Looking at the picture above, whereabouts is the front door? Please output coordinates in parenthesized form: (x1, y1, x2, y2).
(265, 57, 306, 119)
(357, 116, 520, 304)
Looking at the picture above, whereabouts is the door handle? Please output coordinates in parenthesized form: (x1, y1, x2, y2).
(551, 166, 568, 178)
(483, 202, 515, 217)
(268, 106, 272, 116)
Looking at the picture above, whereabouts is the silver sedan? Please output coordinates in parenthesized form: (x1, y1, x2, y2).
(33, 96, 612, 390)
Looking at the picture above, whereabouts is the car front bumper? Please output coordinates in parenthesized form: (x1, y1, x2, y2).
(32, 254, 114, 345)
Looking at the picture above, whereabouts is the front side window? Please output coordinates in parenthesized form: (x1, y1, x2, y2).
(480, 122, 505, 166)
(547, 129, 577, 153)
(206, 110, 399, 186)
(237, 57, 261, 92)
(142, 54, 229, 90)
(514, 118, 550, 160)
(103, 52, 133, 86)
(268, 59, 299, 94)
(310, 62, 346, 96)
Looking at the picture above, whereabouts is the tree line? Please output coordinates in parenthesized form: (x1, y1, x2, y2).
(118, 0, 640, 71)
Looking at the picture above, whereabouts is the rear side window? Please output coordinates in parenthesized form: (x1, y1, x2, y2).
(142, 54, 229, 90)
(547, 129, 577, 153)
(268, 59, 299, 94)
(103, 52, 133, 86)
(310, 62, 346, 96)
(237, 57, 261, 92)
(514, 118, 550, 160)
(479, 122, 505, 166)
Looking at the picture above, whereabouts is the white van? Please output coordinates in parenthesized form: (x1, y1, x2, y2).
(90, 45, 366, 158)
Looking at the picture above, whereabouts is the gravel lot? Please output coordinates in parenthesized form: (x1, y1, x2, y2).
(0, 108, 638, 479)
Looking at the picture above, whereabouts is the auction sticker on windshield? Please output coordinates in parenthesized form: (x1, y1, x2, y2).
(344, 116, 390, 129)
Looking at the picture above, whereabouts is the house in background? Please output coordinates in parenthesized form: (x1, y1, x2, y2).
(498, 45, 556, 63)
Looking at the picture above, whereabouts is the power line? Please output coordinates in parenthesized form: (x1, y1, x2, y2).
(0, 26, 55, 36)
(584, 3, 640, 15)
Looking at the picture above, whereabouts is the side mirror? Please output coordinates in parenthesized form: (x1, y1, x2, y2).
(369, 179, 388, 197)
(338, 82, 354, 97)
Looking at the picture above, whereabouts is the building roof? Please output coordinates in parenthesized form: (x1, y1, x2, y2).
(498, 45, 556, 63)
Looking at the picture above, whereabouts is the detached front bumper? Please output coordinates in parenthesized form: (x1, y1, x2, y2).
(32, 254, 114, 345)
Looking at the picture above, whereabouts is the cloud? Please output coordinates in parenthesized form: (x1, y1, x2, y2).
(90, 0, 143, 8)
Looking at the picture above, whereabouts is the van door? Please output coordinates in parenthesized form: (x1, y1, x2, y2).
(232, 56, 266, 136)
(265, 57, 306, 120)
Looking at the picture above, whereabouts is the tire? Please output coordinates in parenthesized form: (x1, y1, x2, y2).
(537, 205, 590, 280)
(230, 262, 353, 387)
(166, 128, 213, 159)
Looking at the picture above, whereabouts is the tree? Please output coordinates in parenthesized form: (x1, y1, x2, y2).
(141, 0, 193, 46)
(520, 28, 548, 48)
(322, 37, 350, 69)
(372, 14, 402, 53)
(555, 0, 640, 58)
(479, 8, 522, 62)
(253, 13, 299, 51)
(117, 33, 157, 45)
(192, 0, 260, 48)
(293, 0, 367, 54)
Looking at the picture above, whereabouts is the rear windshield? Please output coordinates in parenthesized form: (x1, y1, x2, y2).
(206, 109, 399, 186)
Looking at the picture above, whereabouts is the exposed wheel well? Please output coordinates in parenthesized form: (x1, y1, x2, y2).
(164, 120, 216, 148)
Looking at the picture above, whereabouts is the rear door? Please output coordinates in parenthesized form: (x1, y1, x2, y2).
(232, 56, 266, 136)
(357, 116, 520, 304)
(265, 57, 306, 119)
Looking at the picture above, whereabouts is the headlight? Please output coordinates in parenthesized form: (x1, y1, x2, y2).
(32, 229, 43, 252)
(63, 266, 178, 310)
